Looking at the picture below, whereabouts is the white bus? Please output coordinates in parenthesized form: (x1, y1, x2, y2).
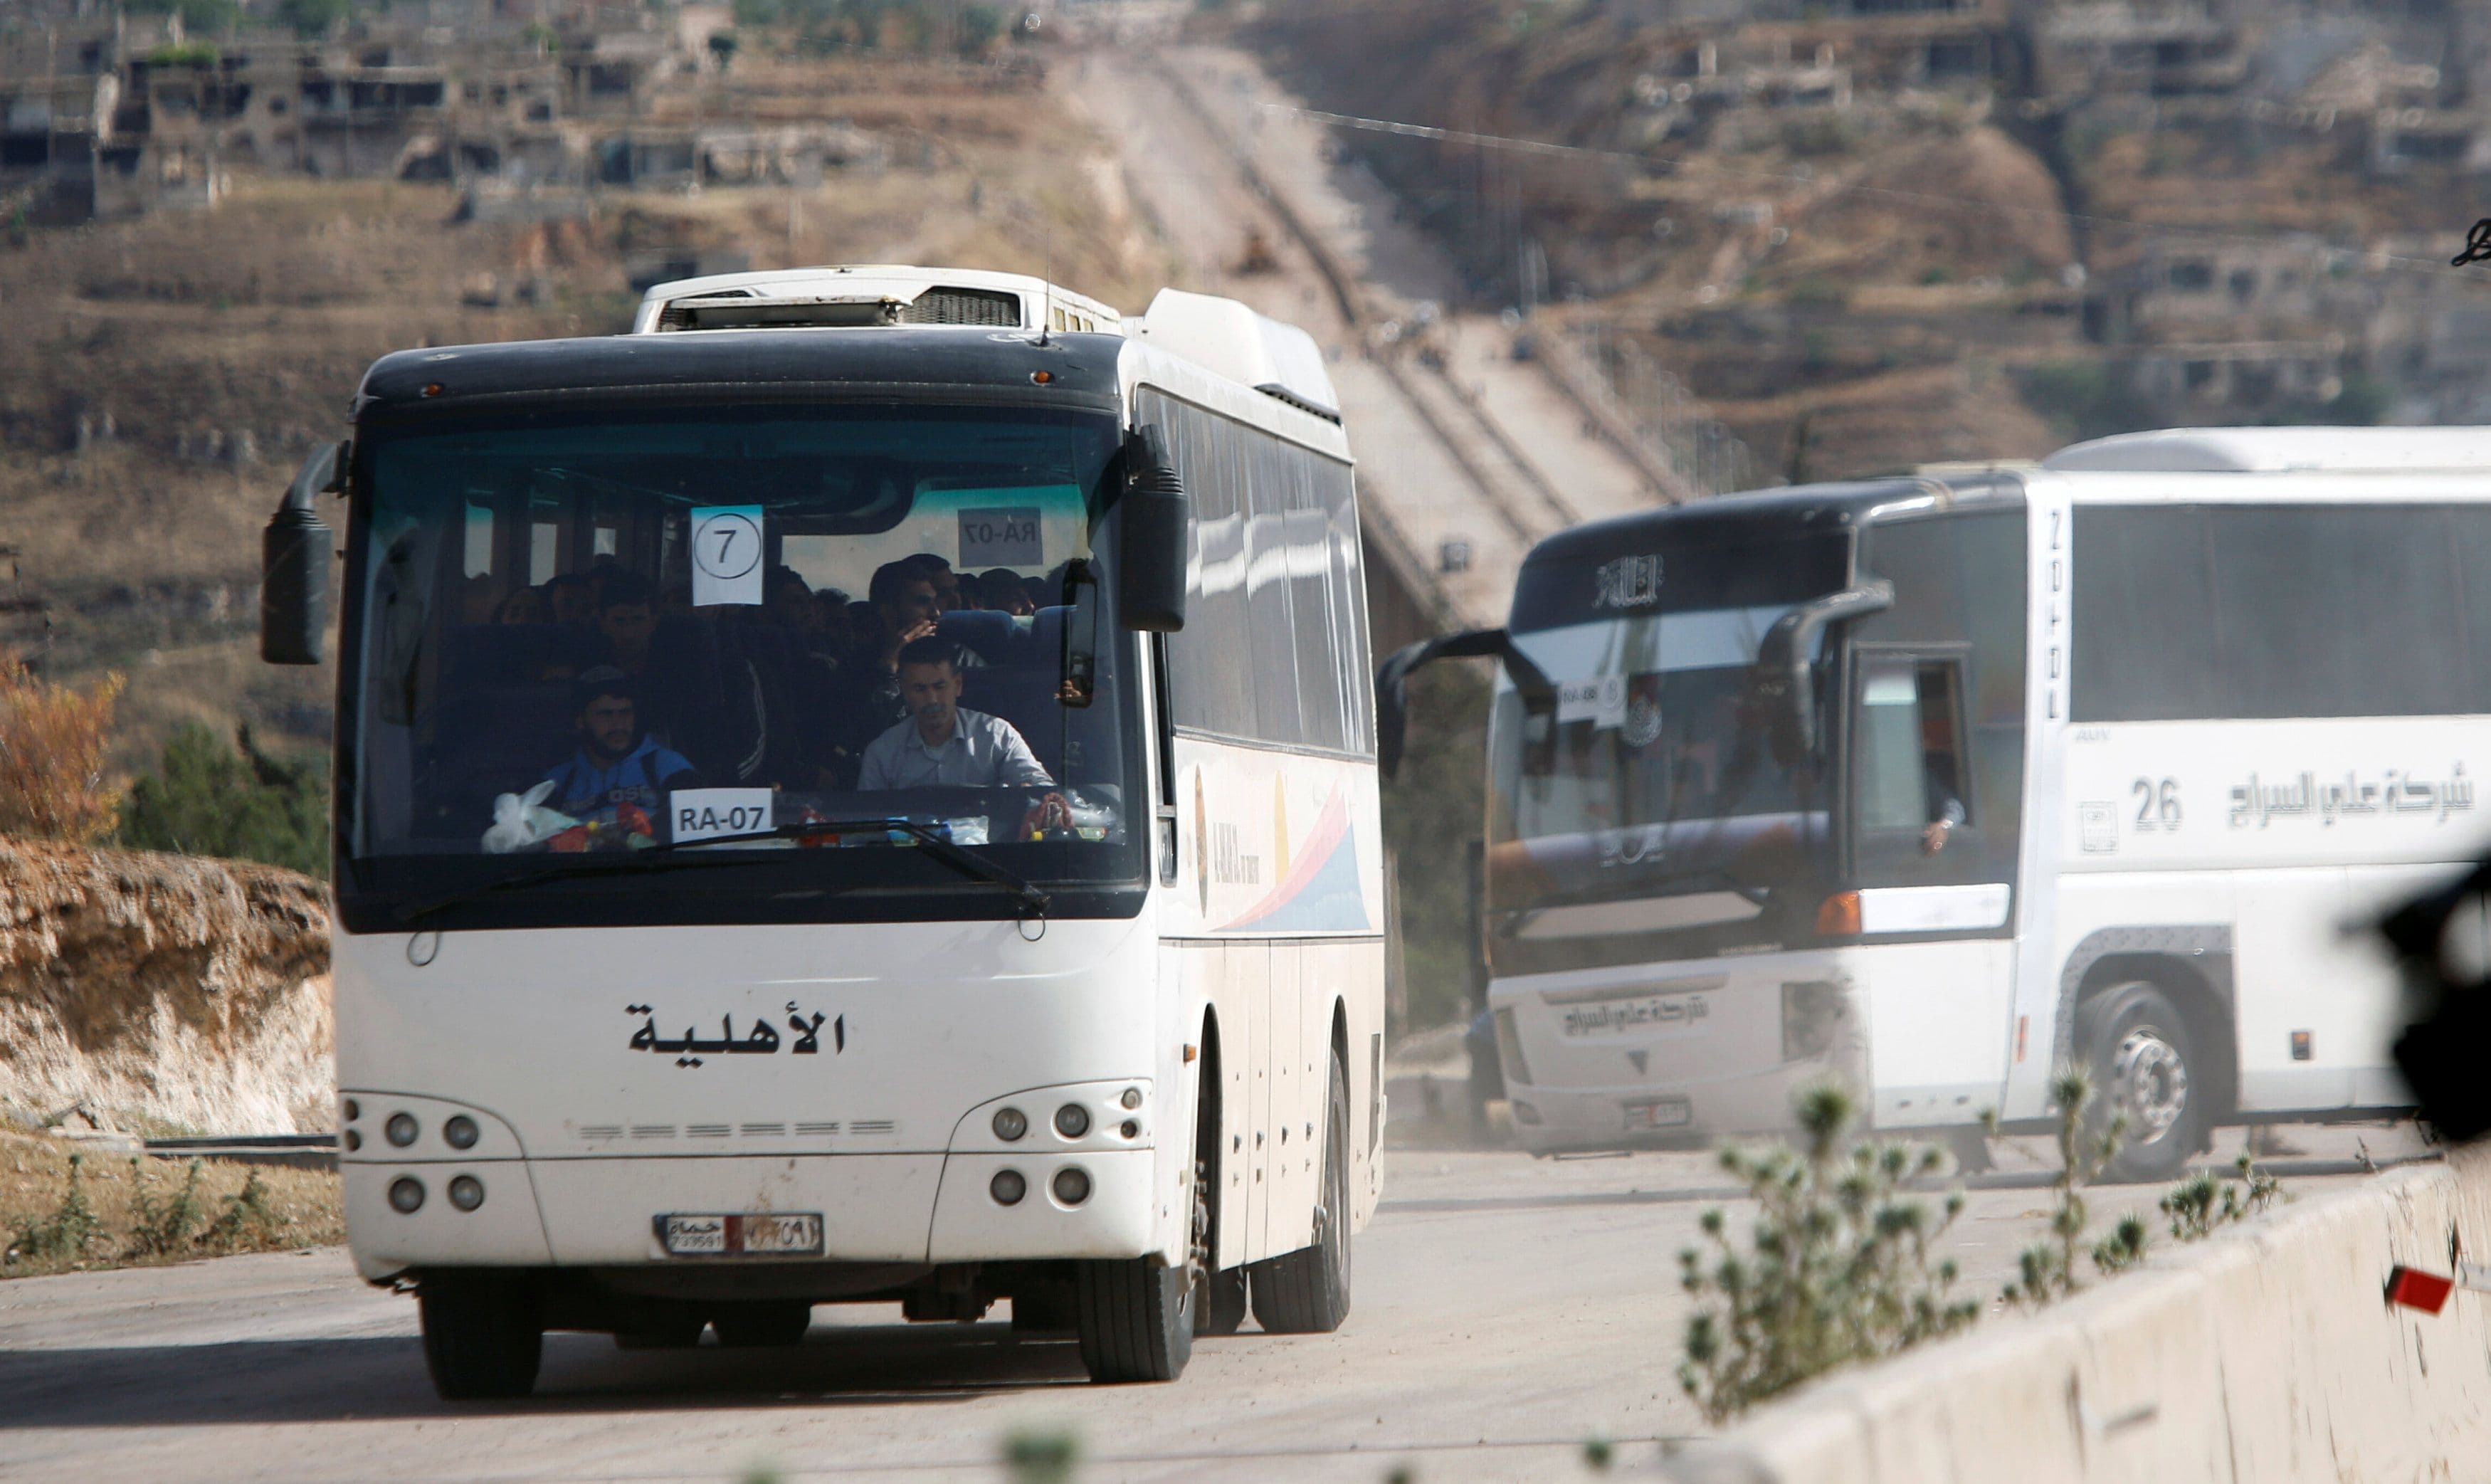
(1380, 427, 2491, 1180)
(260, 267, 1385, 1396)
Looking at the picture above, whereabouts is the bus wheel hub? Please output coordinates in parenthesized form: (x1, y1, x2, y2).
(2114, 1029, 2189, 1142)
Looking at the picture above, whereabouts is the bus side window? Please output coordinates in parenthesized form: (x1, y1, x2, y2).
(1857, 656, 1969, 838)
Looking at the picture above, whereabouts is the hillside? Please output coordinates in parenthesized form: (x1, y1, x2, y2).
(0, 47, 1166, 773)
(0, 839, 331, 1136)
(1237, 0, 2491, 480)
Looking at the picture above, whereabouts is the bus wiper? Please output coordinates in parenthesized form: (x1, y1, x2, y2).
(394, 819, 1049, 925)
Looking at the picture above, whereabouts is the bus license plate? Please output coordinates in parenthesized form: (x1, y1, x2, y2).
(1624, 1098, 1692, 1131)
(658, 1213, 824, 1257)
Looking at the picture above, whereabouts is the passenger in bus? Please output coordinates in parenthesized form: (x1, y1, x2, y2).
(816, 562, 942, 779)
(1922, 715, 1966, 856)
(977, 568, 1036, 616)
(813, 588, 857, 654)
(908, 554, 967, 614)
(763, 565, 821, 636)
(849, 561, 942, 679)
(590, 572, 659, 670)
(584, 555, 626, 609)
(538, 667, 702, 843)
(544, 572, 597, 628)
(456, 574, 501, 626)
(495, 585, 548, 625)
(858, 638, 1069, 830)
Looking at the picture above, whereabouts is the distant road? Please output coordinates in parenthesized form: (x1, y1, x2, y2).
(0, 1134, 2421, 1483)
(1070, 41, 1661, 637)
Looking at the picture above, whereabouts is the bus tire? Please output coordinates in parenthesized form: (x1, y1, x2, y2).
(1248, 1048, 1352, 1335)
(1074, 1255, 1194, 1383)
(418, 1270, 543, 1401)
(710, 1300, 813, 1348)
(2082, 980, 2204, 1184)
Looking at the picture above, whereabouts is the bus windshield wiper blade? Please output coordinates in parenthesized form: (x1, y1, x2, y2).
(636, 817, 1051, 915)
(395, 819, 1052, 926)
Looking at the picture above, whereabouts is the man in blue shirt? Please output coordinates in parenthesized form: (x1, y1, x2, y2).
(542, 667, 700, 837)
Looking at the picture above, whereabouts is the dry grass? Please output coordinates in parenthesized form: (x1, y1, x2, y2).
(0, 1130, 342, 1280)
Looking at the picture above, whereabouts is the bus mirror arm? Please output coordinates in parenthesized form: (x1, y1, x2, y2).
(1754, 580, 1894, 756)
(1374, 628, 1541, 782)
(260, 441, 344, 666)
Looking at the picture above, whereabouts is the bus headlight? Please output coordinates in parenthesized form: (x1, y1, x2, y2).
(1782, 981, 1843, 1062)
(992, 1107, 1028, 1142)
(1492, 1009, 1533, 1087)
(448, 1174, 485, 1212)
(388, 1177, 426, 1214)
(991, 1169, 1027, 1206)
(384, 1112, 419, 1147)
(443, 1115, 480, 1150)
(1053, 1103, 1091, 1139)
(1051, 1167, 1091, 1206)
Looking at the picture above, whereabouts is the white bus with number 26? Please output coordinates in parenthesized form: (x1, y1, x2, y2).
(1381, 427, 2491, 1179)
(260, 266, 1384, 1397)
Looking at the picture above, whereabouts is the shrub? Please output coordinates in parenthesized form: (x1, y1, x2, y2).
(11, 1152, 102, 1262)
(127, 1158, 207, 1257)
(203, 1169, 281, 1251)
(2162, 1152, 2281, 1242)
(2001, 1070, 2128, 1307)
(0, 653, 125, 845)
(1677, 1085, 1979, 1424)
(120, 722, 328, 877)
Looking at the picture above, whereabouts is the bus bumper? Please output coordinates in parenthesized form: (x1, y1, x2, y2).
(345, 1077, 1170, 1280)
(1490, 956, 1868, 1155)
(348, 1149, 1168, 1280)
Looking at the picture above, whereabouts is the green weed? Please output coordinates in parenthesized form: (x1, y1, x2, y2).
(1677, 1084, 1979, 1424)
(202, 1169, 281, 1250)
(2001, 1070, 2127, 1307)
(126, 1157, 206, 1257)
(11, 1152, 101, 1261)
(2162, 1152, 2282, 1242)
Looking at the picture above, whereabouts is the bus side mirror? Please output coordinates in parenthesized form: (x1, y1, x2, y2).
(1374, 628, 1528, 781)
(260, 441, 343, 666)
(1752, 580, 1895, 761)
(1116, 424, 1189, 633)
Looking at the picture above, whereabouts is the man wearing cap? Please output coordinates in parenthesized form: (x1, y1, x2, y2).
(542, 666, 702, 824)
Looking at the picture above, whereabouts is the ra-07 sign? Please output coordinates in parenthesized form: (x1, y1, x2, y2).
(959, 507, 1042, 567)
(669, 788, 772, 843)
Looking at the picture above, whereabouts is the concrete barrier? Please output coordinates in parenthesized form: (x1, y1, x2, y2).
(1665, 1143, 2491, 1483)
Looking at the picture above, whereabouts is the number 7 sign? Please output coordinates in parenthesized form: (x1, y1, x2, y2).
(690, 505, 764, 606)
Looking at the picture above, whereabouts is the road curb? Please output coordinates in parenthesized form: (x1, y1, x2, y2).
(1662, 1142, 2491, 1482)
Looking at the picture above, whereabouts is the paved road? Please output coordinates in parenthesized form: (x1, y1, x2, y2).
(0, 1128, 2426, 1484)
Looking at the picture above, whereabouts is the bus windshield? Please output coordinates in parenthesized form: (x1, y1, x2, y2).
(1487, 530, 1849, 953)
(342, 404, 1139, 926)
